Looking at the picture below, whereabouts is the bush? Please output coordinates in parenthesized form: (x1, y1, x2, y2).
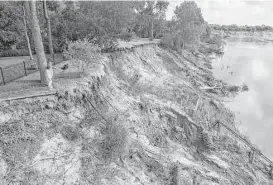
(119, 29, 133, 42)
(160, 33, 174, 48)
(99, 120, 128, 163)
(64, 38, 103, 72)
(87, 35, 118, 53)
(160, 33, 183, 53)
(194, 127, 213, 154)
(0, 49, 29, 57)
(60, 125, 81, 141)
(241, 83, 249, 92)
(227, 85, 240, 93)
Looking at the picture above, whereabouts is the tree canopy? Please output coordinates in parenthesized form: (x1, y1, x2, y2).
(0, 1, 171, 54)
(173, 1, 205, 48)
(0, 2, 24, 50)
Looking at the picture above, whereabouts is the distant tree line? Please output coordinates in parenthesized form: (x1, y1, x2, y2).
(210, 24, 273, 32)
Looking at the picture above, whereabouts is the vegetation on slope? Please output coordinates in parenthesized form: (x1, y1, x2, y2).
(0, 1, 272, 185)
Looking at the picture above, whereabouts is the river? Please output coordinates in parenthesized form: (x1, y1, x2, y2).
(212, 37, 273, 161)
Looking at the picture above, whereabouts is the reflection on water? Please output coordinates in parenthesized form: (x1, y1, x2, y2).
(212, 37, 273, 161)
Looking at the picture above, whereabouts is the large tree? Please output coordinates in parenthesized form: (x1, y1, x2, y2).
(173, 1, 205, 49)
(134, 1, 169, 40)
(43, 0, 54, 62)
(25, 1, 48, 85)
(22, 3, 33, 60)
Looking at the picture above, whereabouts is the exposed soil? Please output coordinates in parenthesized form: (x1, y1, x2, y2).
(0, 41, 272, 185)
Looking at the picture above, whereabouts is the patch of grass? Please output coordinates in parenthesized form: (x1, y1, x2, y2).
(149, 130, 168, 148)
(99, 120, 128, 163)
(0, 49, 29, 57)
(60, 125, 81, 141)
(0, 120, 43, 184)
(194, 128, 213, 154)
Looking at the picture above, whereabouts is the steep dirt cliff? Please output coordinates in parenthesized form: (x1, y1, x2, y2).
(0, 43, 272, 185)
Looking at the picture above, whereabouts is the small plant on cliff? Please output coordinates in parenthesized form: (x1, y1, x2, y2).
(99, 120, 128, 163)
(194, 127, 213, 154)
(227, 85, 240, 93)
(60, 125, 81, 141)
(241, 83, 249, 92)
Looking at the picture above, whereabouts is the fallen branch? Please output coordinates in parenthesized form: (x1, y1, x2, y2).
(194, 96, 201, 111)
(29, 153, 72, 168)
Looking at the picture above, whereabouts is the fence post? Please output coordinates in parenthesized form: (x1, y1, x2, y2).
(217, 123, 221, 137)
(248, 149, 255, 164)
(23, 61, 27, 76)
(269, 164, 273, 179)
(0, 67, 5, 85)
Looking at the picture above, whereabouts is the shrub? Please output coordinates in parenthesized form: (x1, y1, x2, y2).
(64, 38, 103, 72)
(65, 38, 101, 60)
(194, 127, 213, 154)
(160, 33, 174, 49)
(119, 29, 133, 42)
(241, 83, 249, 92)
(88, 35, 118, 53)
(160, 33, 183, 53)
(227, 85, 240, 93)
(0, 49, 29, 57)
(99, 120, 128, 163)
(60, 125, 81, 141)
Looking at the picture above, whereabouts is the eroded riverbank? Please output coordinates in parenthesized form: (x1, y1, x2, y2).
(0, 40, 272, 184)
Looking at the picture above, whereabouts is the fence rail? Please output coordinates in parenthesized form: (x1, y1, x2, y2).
(216, 121, 273, 166)
(0, 54, 65, 86)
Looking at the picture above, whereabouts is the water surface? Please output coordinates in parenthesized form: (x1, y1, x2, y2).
(212, 37, 273, 161)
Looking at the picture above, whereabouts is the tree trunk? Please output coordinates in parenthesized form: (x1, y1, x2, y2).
(43, 0, 54, 63)
(149, 15, 154, 41)
(22, 5, 33, 60)
(28, 1, 48, 85)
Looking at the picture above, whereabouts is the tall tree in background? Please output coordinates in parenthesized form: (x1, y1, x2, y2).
(0, 2, 23, 50)
(43, 0, 54, 62)
(173, 1, 204, 49)
(22, 4, 33, 60)
(134, 1, 169, 40)
(25, 1, 48, 85)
